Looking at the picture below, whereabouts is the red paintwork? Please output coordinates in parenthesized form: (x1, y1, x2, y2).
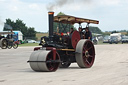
(71, 31, 80, 49)
(82, 40, 95, 68)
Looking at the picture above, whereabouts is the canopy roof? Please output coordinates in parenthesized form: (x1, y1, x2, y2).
(0, 32, 14, 35)
(54, 15, 99, 24)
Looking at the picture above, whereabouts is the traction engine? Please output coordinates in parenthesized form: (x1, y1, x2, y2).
(28, 12, 99, 72)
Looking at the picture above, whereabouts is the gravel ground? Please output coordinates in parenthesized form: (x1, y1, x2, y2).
(0, 44, 128, 85)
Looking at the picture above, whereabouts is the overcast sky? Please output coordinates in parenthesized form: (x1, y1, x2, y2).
(0, 0, 128, 32)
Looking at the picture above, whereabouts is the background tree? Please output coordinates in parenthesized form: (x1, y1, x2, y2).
(26, 27, 36, 39)
(3, 18, 14, 30)
(111, 30, 119, 34)
(89, 26, 102, 34)
(3, 18, 36, 39)
(126, 31, 128, 36)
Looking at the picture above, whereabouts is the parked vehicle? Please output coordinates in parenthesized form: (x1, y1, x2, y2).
(122, 36, 128, 44)
(109, 36, 119, 44)
(103, 36, 110, 43)
(13, 31, 23, 42)
(27, 40, 37, 43)
(110, 33, 121, 42)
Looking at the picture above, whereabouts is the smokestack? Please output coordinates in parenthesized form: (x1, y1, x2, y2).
(48, 11, 54, 37)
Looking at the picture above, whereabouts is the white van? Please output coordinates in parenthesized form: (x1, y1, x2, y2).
(109, 33, 121, 44)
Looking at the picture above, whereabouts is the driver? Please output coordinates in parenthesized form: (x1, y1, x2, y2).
(78, 27, 84, 39)
(85, 27, 92, 40)
(70, 28, 74, 35)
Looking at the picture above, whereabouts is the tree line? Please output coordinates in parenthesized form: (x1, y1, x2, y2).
(3, 18, 36, 40)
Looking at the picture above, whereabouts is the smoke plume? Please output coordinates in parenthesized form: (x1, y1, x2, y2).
(47, 0, 70, 11)
(47, 0, 92, 11)
(4, 23, 12, 30)
(0, 18, 12, 30)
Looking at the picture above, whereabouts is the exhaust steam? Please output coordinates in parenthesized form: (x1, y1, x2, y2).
(47, 0, 92, 11)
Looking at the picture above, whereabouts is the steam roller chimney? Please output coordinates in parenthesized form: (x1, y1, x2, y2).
(48, 11, 54, 37)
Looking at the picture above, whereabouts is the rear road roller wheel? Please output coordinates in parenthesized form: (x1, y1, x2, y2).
(1, 39, 7, 49)
(59, 62, 71, 68)
(29, 50, 60, 72)
(75, 39, 95, 68)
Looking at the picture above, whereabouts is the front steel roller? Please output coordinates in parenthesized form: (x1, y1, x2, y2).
(29, 50, 60, 72)
(75, 39, 95, 68)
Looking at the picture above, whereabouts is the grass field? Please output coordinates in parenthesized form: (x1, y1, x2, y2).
(36, 33, 48, 40)
(19, 43, 39, 46)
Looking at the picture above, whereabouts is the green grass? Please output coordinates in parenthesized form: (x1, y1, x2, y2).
(36, 33, 48, 40)
(19, 43, 39, 46)
(98, 41, 108, 44)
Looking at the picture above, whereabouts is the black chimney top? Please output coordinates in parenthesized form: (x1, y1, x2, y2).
(48, 11, 54, 37)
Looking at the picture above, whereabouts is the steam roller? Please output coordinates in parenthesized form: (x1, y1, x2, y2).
(28, 11, 99, 72)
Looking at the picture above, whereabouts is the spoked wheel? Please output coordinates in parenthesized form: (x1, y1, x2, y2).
(1, 39, 8, 49)
(59, 62, 71, 68)
(8, 42, 12, 49)
(29, 50, 60, 72)
(75, 39, 95, 68)
(13, 42, 18, 49)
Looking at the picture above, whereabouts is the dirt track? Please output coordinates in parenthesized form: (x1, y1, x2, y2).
(0, 44, 128, 85)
